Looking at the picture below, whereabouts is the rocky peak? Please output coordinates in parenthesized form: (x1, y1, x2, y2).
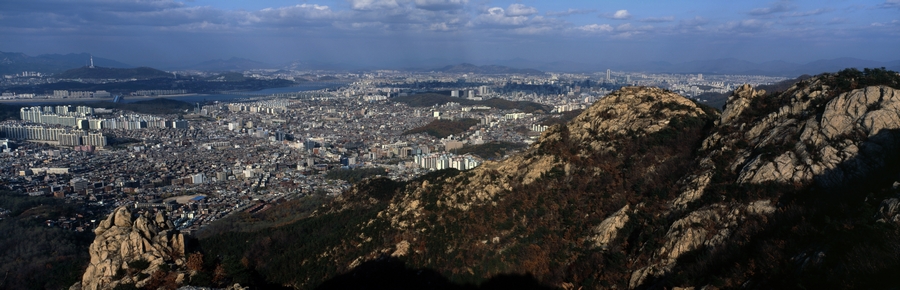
(542, 86, 710, 152)
(719, 84, 766, 125)
(78, 206, 186, 290)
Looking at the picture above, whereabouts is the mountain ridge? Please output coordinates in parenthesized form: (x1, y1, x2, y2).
(0, 51, 132, 75)
(54, 66, 173, 80)
(492, 57, 900, 76)
(432, 63, 545, 75)
(183, 57, 273, 71)
(79, 68, 900, 289)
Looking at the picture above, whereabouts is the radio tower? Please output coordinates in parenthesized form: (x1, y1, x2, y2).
(89, 55, 95, 68)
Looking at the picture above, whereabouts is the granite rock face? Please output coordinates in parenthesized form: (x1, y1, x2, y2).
(706, 83, 900, 187)
(81, 206, 186, 290)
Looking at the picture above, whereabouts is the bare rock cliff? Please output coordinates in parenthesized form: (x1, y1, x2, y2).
(709, 82, 900, 187)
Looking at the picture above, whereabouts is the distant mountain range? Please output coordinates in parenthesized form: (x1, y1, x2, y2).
(430, 63, 544, 75)
(181, 57, 273, 71)
(4, 50, 900, 76)
(492, 57, 900, 76)
(0, 52, 131, 75)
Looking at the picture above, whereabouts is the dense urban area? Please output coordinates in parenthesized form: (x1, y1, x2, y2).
(0, 67, 787, 235)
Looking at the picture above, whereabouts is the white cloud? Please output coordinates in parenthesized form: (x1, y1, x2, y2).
(600, 9, 633, 20)
(348, 0, 400, 11)
(720, 19, 772, 33)
(640, 16, 675, 23)
(506, 4, 538, 17)
(787, 8, 833, 17)
(748, 0, 794, 15)
(879, 0, 900, 9)
(871, 20, 899, 27)
(512, 25, 553, 35)
(578, 23, 613, 33)
(413, 0, 467, 11)
(253, 4, 338, 26)
(471, 6, 530, 27)
(612, 23, 653, 37)
(546, 8, 595, 17)
(613, 10, 631, 19)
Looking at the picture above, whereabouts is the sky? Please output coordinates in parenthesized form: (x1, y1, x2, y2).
(0, 0, 898, 68)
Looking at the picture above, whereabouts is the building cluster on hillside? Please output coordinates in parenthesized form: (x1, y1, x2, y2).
(131, 90, 187, 96)
(18, 105, 188, 131)
(414, 153, 482, 171)
(0, 125, 108, 147)
(53, 90, 111, 99)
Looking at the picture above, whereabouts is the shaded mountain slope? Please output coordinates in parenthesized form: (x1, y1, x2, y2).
(188, 68, 900, 289)
(54, 66, 172, 80)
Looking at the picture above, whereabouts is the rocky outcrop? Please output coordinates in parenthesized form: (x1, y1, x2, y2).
(630, 200, 776, 287)
(588, 205, 632, 249)
(81, 206, 186, 290)
(719, 84, 766, 125)
(706, 83, 900, 187)
(877, 197, 900, 223)
(566, 86, 707, 143)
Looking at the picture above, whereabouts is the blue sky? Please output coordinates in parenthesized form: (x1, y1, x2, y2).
(0, 0, 897, 68)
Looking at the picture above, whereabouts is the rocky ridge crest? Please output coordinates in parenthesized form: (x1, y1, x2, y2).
(629, 70, 900, 288)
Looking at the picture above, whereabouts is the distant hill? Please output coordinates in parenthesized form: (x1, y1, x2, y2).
(187, 57, 272, 71)
(392, 93, 551, 113)
(54, 66, 172, 80)
(205, 72, 247, 82)
(403, 118, 480, 138)
(282, 60, 365, 71)
(452, 141, 527, 159)
(0, 103, 23, 121)
(0, 51, 131, 75)
(2, 75, 295, 95)
(433, 63, 544, 75)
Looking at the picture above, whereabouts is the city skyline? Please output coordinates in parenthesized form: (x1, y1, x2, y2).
(1, 0, 899, 69)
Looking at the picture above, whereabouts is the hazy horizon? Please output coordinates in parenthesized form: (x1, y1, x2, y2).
(1, 0, 899, 69)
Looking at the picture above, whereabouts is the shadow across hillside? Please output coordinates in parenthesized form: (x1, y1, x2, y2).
(316, 256, 554, 290)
